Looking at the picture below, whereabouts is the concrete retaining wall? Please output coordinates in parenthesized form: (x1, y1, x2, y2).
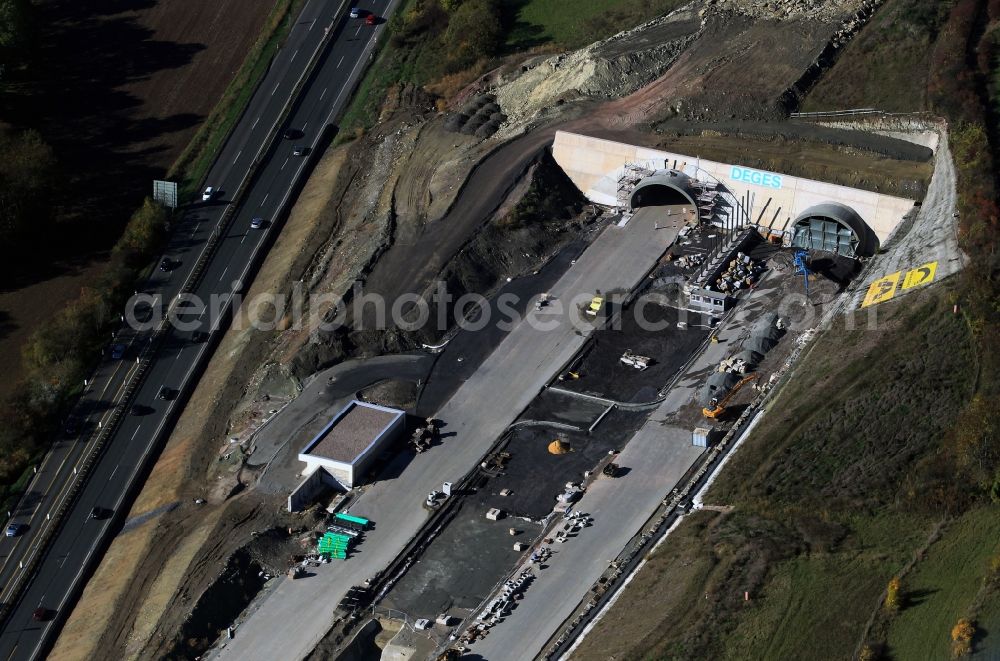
(552, 131, 916, 242)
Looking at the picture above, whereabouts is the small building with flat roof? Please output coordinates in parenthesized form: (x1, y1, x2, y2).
(297, 400, 405, 489)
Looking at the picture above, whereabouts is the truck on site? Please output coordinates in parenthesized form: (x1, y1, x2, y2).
(586, 294, 604, 317)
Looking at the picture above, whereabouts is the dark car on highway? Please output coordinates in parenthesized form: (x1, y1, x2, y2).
(89, 506, 110, 520)
(191, 330, 209, 343)
(32, 607, 51, 622)
(157, 386, 176, 401)
(110, 343, 126, 360)
(6, 523, 25, 538)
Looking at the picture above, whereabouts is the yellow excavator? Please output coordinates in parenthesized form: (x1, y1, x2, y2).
(702, 373, 758, 419)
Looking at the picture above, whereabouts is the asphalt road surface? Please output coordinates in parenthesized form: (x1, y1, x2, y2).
(0, 0, 397, 657)
(207, 207, 683, 661)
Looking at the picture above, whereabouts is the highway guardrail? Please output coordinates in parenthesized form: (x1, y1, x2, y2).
(0, 3, 346, 629)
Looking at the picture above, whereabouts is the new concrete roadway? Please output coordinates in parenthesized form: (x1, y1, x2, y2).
(0, 0, 398, 658)
(208, 207, 685, 661)
(470, 267, 800, 660)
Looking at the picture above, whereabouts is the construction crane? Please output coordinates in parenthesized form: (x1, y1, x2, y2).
(702, 373, 758, 419)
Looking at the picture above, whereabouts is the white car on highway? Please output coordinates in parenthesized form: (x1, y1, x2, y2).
(202, 186, 214, 201)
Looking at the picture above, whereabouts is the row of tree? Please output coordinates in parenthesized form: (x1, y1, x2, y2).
(0, 199, 167, 489)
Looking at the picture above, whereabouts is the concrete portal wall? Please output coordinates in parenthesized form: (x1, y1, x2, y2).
(552, 131, 916, 242)
(289, 467, 342, 512)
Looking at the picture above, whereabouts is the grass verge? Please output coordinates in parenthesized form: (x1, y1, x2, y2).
(167, 0, 305, 199)
(572, 285, 978, 660)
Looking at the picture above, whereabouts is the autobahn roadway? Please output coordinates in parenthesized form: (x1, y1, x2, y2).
(0, 0, 395, 657)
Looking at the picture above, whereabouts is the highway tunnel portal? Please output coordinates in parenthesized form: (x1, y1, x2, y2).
(628, 170, 699, 211)
(789, 202, 880, 258)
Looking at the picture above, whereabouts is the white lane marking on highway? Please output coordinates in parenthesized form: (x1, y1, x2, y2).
(110, 464, 119, 479)
(219, 265, 229, 281)
(320, 87, 328, 100)
(272, 83, 281, 96)
(309, 18, 316, 30)
(281, 158, 289, 171)
(241, 231, 248, 244)
(355, 25, 362, 36)
(131, 426, 142, 440)
(302, 122, 308, 131)
(291, 49, 298, 62)
(252, 116, 261, 130)
(233, 149, 242, 164)
(262, 193, 269, 204)
(337, 56, 345, 68)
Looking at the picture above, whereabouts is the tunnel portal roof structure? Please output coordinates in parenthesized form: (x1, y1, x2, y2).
(629, 170, 699, 211)
(790, 202, 880, 258)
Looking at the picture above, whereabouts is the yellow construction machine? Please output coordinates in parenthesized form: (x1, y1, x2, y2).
(702, 373, 758, 419)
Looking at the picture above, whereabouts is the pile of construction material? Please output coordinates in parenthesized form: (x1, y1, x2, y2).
(673, 252, 704, 270)
(461, 568, 535, 643)
(444, 93, 507, 138)
(411, 417, 438, 453)
(713, 252, 765, 294)
(742, 312, 786, 355)
(620, 350, 651, 370)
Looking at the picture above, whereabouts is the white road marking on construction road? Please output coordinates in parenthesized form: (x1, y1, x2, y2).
(252, 116, 261, 130)
(320, 87, 327, 100)
(337, 56, 345, 68)
(291, 49, 298, 62)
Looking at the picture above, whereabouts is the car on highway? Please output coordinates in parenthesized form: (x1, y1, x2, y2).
(64, 418, 79, 436)
(283, 128, 301, 140)
(89, 506, 110, 521)
(292, 145, 306, 157)
(250, 217, 265, 230)
(349, 6, 360, 18)
(159, 257, 173, 272)
(5, 523, 25, 538)
(366, 13, 377, 25)
(191, 330, 209, 343)
(202, 186, 214, 201)
(32, 607, 51, 622)
(110, 343, 126, 360)
(157, 386, 176, 401)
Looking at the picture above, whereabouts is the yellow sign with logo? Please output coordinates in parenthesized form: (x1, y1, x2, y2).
(861, 271, 901, 308)
(902, 261, 938, 290)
